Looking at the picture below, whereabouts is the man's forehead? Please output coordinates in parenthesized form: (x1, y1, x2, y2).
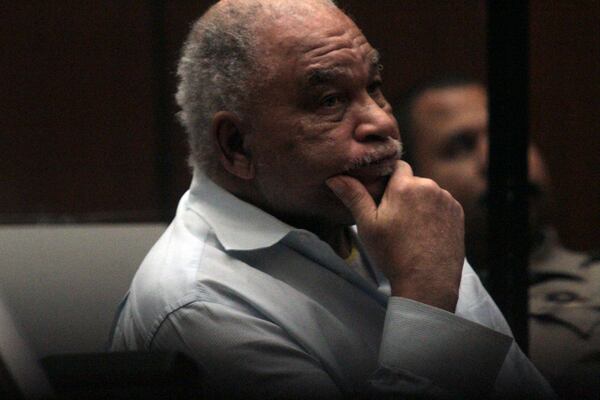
(259, 3, 372, 59)
(292, 31, 379, 88)
(410, 88, 482, 141)
(304, 50, 381, 85)
(416, 86, 486, 120)
(249, 1, 380, 94)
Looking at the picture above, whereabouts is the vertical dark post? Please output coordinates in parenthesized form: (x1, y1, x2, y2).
(150, 0, 173, 222)
(486, 0, 530, 353)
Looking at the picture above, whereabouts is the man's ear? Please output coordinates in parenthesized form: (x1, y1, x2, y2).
(211, 111, 255, 180)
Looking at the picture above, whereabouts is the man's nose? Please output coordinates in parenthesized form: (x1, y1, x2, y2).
(353, 98, 399, 142)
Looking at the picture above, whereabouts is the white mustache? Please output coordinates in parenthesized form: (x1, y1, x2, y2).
(343, 140, 403, 172)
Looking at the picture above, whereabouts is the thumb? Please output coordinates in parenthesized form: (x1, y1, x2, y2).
(326, 175, 376, 224)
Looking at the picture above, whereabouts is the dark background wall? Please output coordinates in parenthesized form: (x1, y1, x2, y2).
(1, 1, 598, 250)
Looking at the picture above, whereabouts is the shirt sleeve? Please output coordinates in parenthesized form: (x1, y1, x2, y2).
(374, 297, 513, 399)
(149, 301, 343, 400)
(148, 296, 554, 400)
(454, 261, 557, 399)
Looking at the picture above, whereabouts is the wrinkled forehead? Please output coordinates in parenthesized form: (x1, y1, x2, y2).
(256, 7, 377, 77)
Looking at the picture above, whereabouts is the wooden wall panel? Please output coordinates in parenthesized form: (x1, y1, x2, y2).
(0, 2, 161, 221)
(339, 0, 487, 96)
(530, 0, 600, 250)
(1, 1, 597, 250)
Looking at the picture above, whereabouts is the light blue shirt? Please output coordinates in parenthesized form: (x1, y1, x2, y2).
(110, 172, 554, 399)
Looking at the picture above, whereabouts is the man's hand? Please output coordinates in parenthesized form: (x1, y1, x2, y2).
(326, 161, 465, 312)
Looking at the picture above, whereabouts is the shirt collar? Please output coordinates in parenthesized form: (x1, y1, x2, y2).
(187, 171, 297, 251)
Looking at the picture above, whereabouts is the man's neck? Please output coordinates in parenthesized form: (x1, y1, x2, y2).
(313, 225, 353, 259)
(259, 209, 352, 258)
(209, 170, 354, 258)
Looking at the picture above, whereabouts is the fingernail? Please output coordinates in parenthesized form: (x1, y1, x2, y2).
(325, 178, 342, 195)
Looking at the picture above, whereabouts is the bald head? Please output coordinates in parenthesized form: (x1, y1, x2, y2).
(176, 0, 341, 174)
(216, 0, 338, 18)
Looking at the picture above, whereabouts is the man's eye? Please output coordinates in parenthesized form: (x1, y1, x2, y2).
(444, 133, 477, 159)
(321, 94, 343, 108)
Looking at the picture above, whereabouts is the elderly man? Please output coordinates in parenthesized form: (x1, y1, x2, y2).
(110, 1, 554, 398)
(395, 76, 600, 399)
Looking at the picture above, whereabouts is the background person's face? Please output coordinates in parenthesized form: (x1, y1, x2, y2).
(244, 9, 401, 228)
(410, 84, 551, 240)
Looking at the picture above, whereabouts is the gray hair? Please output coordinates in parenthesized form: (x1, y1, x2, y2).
(176, 2, 262, 174)
(175, 0, 339, 174)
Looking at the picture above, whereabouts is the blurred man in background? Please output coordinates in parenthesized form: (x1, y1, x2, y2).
(395, 76, 600, 399)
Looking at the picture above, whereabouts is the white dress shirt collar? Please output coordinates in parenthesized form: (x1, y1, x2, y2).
(188, 171, 300, 251)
